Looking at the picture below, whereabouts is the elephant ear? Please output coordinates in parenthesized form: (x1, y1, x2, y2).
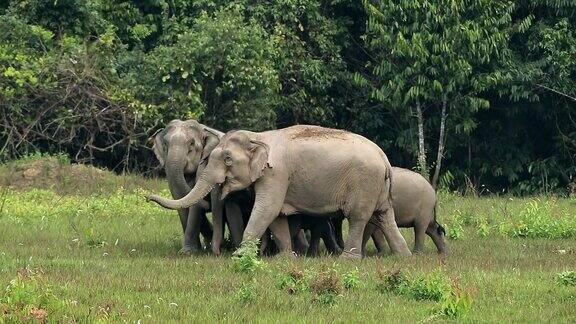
(201, 127, 221, 163)
(152, 128, 166, 167)
(249, 140, 271, 182)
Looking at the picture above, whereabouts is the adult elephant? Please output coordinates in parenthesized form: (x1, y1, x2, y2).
(152, 119, 220, 254)
(153, 119, 295, 256)
(148, 125, 411, 258)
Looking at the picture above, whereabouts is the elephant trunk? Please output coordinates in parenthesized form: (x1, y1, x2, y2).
(148, 175, 216, 210)
(165, 147, 191, 199)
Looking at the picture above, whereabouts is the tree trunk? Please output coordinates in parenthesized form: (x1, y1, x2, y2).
(431, 100, 448, 190)
(416, 101, 428, 180)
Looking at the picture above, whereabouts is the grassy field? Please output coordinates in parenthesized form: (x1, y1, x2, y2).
(0, 157, 575, 322)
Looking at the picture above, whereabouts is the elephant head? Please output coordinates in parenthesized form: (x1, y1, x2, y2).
(148, 131, 271, 209)
(152, 119, 221, 199)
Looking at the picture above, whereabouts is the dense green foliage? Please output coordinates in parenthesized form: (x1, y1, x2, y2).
(0, 0, 574, 194)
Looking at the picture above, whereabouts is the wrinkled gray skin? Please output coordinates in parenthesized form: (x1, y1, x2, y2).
(334, 167, 445, 255)
(148, 125, 411, 258)
(152, 119, 220, 254)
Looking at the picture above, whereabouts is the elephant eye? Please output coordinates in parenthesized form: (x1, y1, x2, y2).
(224, 155, 233, 166)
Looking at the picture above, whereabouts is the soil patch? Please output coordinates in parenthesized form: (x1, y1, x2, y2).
(291, 126, 348, 140)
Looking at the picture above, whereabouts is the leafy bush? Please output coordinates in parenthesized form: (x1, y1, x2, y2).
(504, 199, 576, 239)
(377, 269, 472, 317)
(235, 282, 257, 303)
(435, 286, 473, 318)
(476, 218, 491, 237)
(377, 269, 410, 294)
(557, 271, 576, 286)
(0, 269, 71, 322)
(310, 269, 342, 306)
(409, 272, 452, 302)
(84, 227, 106, 248)
(276, 268, 308, 294)
(447, 223, 465, 240)
(342, 268, 361, 290)
(231, 240, 265, 274)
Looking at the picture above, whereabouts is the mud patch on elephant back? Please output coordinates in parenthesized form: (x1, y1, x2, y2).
(291, 127, 348, 140)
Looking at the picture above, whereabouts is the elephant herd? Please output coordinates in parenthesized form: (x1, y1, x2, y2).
(146, 119, 447, 259)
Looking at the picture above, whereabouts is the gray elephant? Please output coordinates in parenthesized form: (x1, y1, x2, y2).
(154, 119, 298, 256)
(148, 125, 411, 258)
(152, 119, 226, 254)
(328, 167, 446, 255)
(364, 167, 446, 255)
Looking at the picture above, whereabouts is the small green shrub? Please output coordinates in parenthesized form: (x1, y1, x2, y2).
(235, 283, 257, 303)
(378, 269, 472, 318)
(276, 268, 308, 294)
(0, 269, 71, 322)
(505, 199, 576, 239)
(84, 227, 106, 248)
(314, 292, 338, 306)
(557, 271, 576, 286)
(232, 240, 265, 274)
(342, 268, 361, 289)
(310, 269, 342, 306)
(476, 218, 491, 237)
(435, 285, 473, 318)
(409, 272, 452, 302)
(377, 269, 410, 294)
(447, 223, 464, 240)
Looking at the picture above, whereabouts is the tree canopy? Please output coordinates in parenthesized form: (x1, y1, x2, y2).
(0, 0, 574, 194)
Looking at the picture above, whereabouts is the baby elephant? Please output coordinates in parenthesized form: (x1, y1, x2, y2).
(363, 167, 447, 255)
(331, 167, 446, 255)
(288, 216, 342, 256)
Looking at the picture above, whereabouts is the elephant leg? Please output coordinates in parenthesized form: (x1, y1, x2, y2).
(322, 220, 340, 255)
(308, 226, 322, 257)
(268, 216, 294, 256)
(260, 230, 279, 256)
(372, 229, 387, 255)
(225, 202, 244, 248)
(293, 229, 310, 256)
(332, 217, 345, 249)
(184, 205, 205, 253)
(413, 222, 427, 253)
(259, 230, 270, 256)
(376, 208, 411, 256)
(200, 213, 213, 250)
(241, 180, 287, 244)
(362, 222, 375, 255)
(426, 221, 448, 255)
(179, 208, 194, 254)
(210, 191, 225, 255)
(341, 216, 368, 259)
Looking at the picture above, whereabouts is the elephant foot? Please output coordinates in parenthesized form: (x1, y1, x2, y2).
(178, 247, 192, 256)
(179, 244, 202, 256)
(340, 250, 362, 259)
(394, 249, 412, 257)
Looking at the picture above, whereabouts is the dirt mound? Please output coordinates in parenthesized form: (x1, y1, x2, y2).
(0, 154, 169, 196)
(0, 156, 113, 193)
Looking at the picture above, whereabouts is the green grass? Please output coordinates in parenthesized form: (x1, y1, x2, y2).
(0, 158, 575, 322)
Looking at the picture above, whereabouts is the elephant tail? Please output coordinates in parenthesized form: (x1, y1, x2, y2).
(433, 201, 446, 236)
